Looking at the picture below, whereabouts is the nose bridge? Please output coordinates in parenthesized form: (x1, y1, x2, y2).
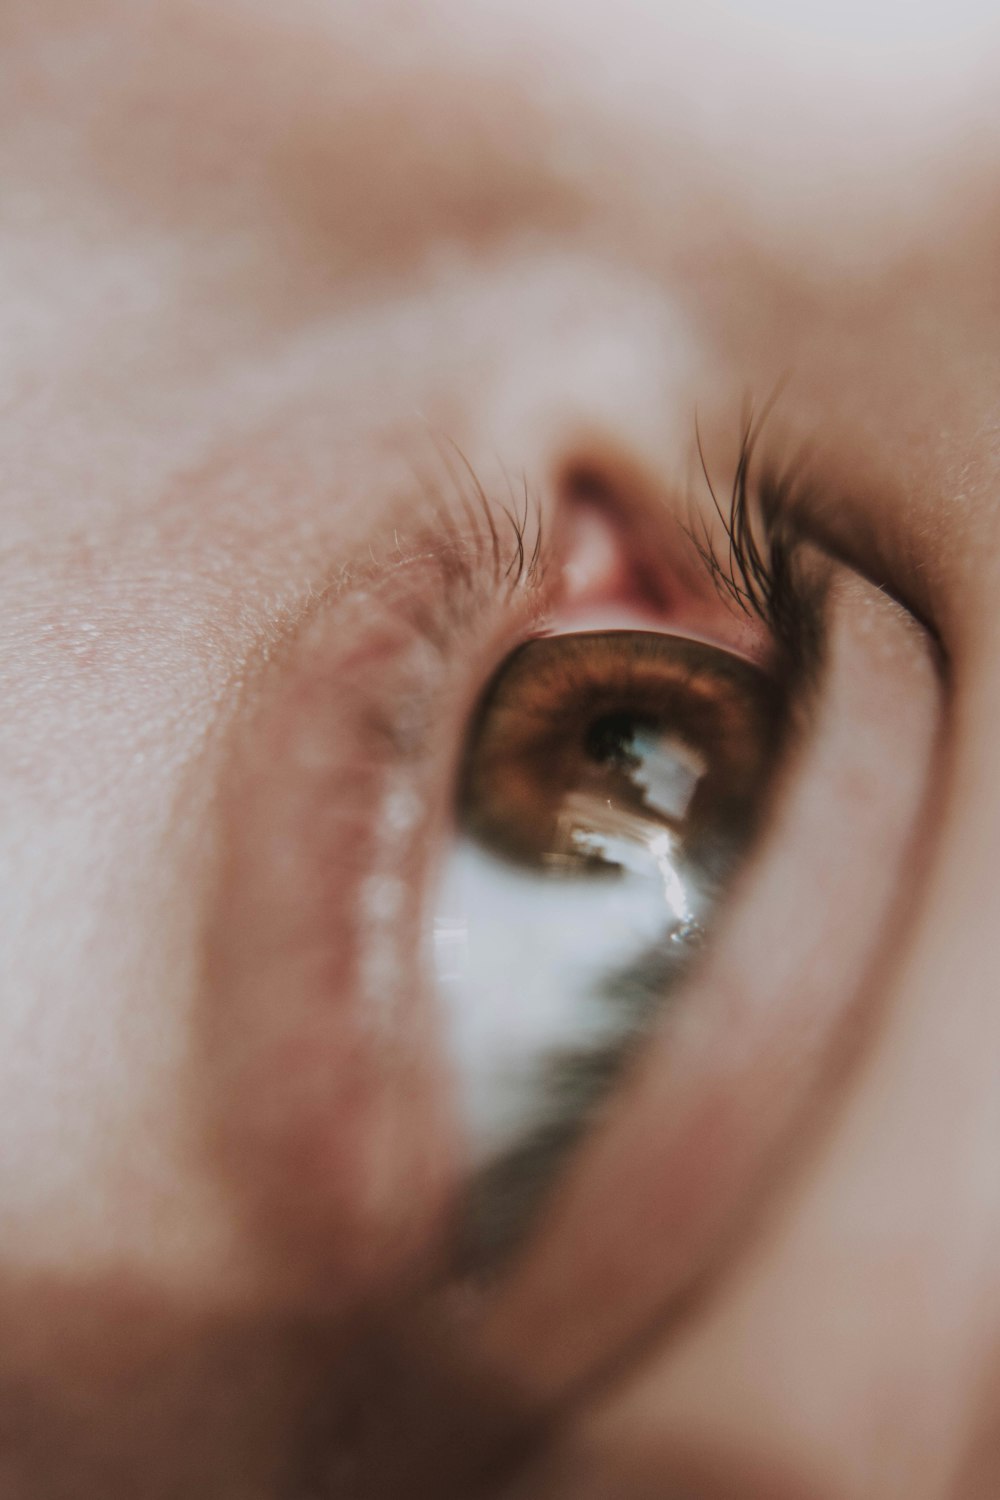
(585, 706, 1000, 1500)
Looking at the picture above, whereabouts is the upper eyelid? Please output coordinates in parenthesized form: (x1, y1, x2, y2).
(387, 415, 827, 651)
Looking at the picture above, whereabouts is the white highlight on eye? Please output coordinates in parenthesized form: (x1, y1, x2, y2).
(630, 731, 704, 820)
(433, 711, 715, 1165)
(433, 832, 704, 1167)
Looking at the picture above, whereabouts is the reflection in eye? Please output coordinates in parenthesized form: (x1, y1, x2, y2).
(434, 628, 785, 1258)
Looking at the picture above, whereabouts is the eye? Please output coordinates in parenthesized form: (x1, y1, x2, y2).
(459, 630, 781, 886)
(433, 485, 799, 1261)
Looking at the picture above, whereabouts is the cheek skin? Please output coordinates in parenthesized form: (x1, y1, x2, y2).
(0, 558, 260, 1290)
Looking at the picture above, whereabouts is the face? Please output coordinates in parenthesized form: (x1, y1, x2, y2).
(4, 2, 1000, 1496)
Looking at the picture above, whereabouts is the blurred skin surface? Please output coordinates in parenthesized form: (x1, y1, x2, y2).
(3, 2, 1000, 1496)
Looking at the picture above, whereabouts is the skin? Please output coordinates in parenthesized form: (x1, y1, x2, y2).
(2, 1, 1000, 1495)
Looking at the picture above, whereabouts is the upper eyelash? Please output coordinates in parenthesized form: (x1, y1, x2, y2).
(413, 416, 816, 634)
(689, 408, 821, 667)
(395, 418, 822, 676)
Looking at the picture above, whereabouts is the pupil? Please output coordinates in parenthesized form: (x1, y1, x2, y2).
(585, 712, 647, 769)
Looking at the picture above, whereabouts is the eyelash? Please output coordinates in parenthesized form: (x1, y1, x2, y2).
(689, 412, 823, 670)
(412, 439, 548, 597)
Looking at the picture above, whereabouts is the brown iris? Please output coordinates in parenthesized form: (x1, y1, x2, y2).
(458, 631, 783, 890)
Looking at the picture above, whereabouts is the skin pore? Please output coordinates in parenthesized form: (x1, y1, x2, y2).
(3, 2, 1000, 1495)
